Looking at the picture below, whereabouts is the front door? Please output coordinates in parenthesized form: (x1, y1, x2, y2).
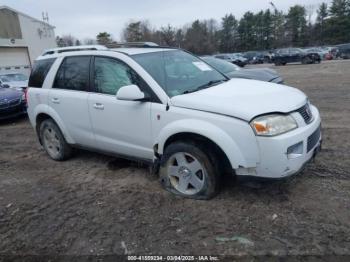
(88, 56, 154, 160)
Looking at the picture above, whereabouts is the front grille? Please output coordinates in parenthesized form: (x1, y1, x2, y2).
(296, 103, 313, 124)
(307, 125, 321, 153)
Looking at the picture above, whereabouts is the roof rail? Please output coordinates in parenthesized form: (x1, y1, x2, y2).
(42, 45, 108, 56)
(106, 42, 160, 48)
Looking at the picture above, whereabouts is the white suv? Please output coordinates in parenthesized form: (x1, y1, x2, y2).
(27, 45, 322, 199)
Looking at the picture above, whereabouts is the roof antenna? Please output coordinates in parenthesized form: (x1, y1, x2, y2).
(42, 11, 49, 23)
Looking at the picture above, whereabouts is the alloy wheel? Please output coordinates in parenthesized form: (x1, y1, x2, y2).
(167, 152, 206, 195)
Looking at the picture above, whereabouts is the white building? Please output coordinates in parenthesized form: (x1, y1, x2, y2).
(0, 6, 57, 76)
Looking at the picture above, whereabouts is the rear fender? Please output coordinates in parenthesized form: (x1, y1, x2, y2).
(33, 104, 75, 144)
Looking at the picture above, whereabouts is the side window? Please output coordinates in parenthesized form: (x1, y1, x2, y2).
(53, 56, 90, 91)
(28, 58, 56, 88)
(94, 57, 138, 95)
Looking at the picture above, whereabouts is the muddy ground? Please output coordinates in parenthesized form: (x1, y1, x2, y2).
(0, 60, 349, 260)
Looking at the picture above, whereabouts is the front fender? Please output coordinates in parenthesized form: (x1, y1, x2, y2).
(156, 119, 247, 169)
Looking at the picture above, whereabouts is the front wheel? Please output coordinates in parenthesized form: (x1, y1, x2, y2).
(159, 142, 220, 200)
(39, 119, 73, 161)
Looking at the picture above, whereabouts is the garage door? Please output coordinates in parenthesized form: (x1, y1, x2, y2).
(0, 47, 31, 76)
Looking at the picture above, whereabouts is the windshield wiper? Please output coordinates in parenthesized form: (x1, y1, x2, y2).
(183, 79, 227, 94)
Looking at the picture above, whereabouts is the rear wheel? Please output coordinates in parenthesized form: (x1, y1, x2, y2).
(39, 119, 72, 161)
(159, 141, 220, 200)
(302, 57, 311, 64)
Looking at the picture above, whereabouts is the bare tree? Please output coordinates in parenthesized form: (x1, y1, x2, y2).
(83, 38, 96, 45)
(56, 34, 76, 47)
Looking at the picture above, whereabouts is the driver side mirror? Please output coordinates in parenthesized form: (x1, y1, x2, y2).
(116, 84, 150, 102)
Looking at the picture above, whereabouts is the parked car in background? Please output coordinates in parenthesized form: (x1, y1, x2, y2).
(337, 43, 350, 59)
(201, 56, 284, 84)
(230, 53, 248, 67)
(321, 46, 338, 59)
(305, 47, 328, 60)
(27, 45, 322, 199)
(0, 85, 27, 120)
(273, 48, 321, 66)
(214, 53, 247, 67)
(243, 51, 265, 64)
(0, 73, 29, 90)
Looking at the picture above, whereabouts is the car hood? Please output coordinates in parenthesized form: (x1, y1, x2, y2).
(227, 68, 280, 82)
(170, 79, 306, 121)
(4, 80, 28, 88)
(0, 87, 22, 101)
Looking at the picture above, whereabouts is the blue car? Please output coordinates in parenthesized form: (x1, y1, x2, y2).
(0, 86, 27, 120)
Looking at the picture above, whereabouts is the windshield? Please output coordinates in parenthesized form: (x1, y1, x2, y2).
(132, 50, 226, 97)
(202, 57, 240, 74)
(0, 74, 28, 82)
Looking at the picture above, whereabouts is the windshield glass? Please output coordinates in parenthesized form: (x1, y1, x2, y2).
(0, 74, 28, 82)
(202, 57, 240, 74)
(132, 50, 226, 97)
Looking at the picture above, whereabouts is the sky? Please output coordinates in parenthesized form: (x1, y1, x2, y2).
(0, 0, 333, 41)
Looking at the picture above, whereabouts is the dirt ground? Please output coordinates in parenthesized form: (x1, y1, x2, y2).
(0, 60, 350, 260)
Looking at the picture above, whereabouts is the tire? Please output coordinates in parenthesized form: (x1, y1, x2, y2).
(39, 119, 73, 161)
(302, 57, 311, 64)
(159, 141, 220, 200)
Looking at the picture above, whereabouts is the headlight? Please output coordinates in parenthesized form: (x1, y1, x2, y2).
(250, 114, 298, 136)
(21, 93, 25, 101)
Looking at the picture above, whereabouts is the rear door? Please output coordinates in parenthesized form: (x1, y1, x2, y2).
(49, 56, 95, 147)
(289, 49, 301, 63)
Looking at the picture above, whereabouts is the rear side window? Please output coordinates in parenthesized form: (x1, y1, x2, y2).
(53, 56, 91, 91)
(28, 58, 56, 88)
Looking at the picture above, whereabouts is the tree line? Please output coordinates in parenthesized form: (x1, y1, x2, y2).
(56, 0, 350, 55)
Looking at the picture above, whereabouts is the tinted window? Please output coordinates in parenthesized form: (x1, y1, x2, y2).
(53, 56, 90, 91)
(290, 49, 302, 55)
(94, 57, 136, 95)
(28, 58, 56, 88)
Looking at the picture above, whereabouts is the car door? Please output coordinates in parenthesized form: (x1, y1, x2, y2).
(289, 49, 301, 63)
(88, 56, 154, 160)
(49, 56, 96, 148)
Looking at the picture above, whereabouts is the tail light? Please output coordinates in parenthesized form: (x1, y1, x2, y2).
(24, 87, 28, 105)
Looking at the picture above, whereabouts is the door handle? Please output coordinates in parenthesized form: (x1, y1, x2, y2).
(93, 103, 104, 110)
(51, 98, 60, 104)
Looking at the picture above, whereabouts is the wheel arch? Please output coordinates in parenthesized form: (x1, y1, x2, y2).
(34, 106, 74, 144)
(162, 132, 233, 173)
(156, 119, 248, 170)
